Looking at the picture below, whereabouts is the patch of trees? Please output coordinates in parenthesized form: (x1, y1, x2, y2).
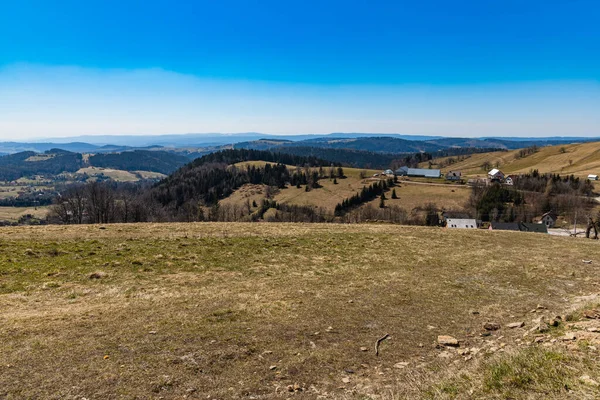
(513, 170, 593, 196)
(514, 145, 539, 159)
(0, 150, 83, 180)
(185, 149, 335, 170)
(275, 146, 399, 169)
(153, 162, 320, 210)
(469, 184, 525, 222)
(49, 181, 159, 224)
(334, 179, 394, 216)
(467, 172, 594, 223)
(88, 150, 190, 174)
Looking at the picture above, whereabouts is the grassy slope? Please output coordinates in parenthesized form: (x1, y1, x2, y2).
(232, 161, 381, 212)
(0, 206, 49, 221)
(1, 223, 600, 399)
(424, 141, 600, 178)
(368, 181, 471, 212)
(76, 167, 166, 182)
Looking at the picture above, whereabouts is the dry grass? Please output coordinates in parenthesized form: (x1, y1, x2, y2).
(76, 167, 140, 182)
(0, 206, 49, 221)
(1, 223, 600, 398)
(424, 141, 600, 178)
(368, 181, 471, 212)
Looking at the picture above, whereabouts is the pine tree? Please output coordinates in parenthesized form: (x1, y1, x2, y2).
(391, 188, 398, 199)
(252, 200, 258, 208)
(379, 194, 385, 208)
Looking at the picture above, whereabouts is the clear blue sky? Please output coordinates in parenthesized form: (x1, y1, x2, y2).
(0, 0, 599, 138)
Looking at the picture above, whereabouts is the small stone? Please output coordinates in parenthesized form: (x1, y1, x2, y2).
(344, 369, 354, 374)
(393, 362, 409, 369)
(471, 310, 480, 315)
(537, 322, 550, 333)
(507, 322, 525, 329)
(359, 346, 368, 352)
(484, 322, 501, 331)
(587, 327, 600, 333)
(103, 355, 110, 360)
(580, 375, 600, 387)
(341, 377, 350, 384)
(89, 271, 106, 280)
(537, 304, 547, 310)
(148, 331, 157, 335)
(326, 326, 333, 332)
(269, 365, 277, 370)
(437, 335, 459, 347)
(562, 332, 577, 341)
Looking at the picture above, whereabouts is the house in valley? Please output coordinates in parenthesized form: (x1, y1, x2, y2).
(540, 211, 558, 228)
(446, 218, 478, 229)
(588, 174, 599, 181)
(504, 175, 516, 185)
(488, 169, 505, 182)
(519, 222, 548, 234)
(446, 171, 462, 181)
(489, 222, 520, 231)
(395, 166, 441, 178)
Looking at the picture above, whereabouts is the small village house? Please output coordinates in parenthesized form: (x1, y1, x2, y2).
(446, 171, 462, 181)
(540, 211, 558, 228)
(504, 175, 516, 185)
(446, 218, 478, 229)
(489, 222, 520, 231)
(588, 174, 599, 181)
(488, 168, 505, 182)
(519, 222, 548, 234)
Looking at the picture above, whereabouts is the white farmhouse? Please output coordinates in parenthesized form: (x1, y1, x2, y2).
(488, 169, 505, 182)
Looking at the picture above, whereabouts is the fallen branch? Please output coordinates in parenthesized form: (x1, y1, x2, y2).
(375, 333, 390, 356)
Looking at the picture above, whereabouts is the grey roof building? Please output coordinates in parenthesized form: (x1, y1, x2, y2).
(446, 218, 478, 229)
(395, 166, 441, 178)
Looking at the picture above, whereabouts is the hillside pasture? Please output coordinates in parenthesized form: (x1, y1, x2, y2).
(76, 167, 165, 182)
(1, 223, 600, 398)
(0, 205, 49, 221)
(423, 141, 600, 178)
(368, 181, 471, 213)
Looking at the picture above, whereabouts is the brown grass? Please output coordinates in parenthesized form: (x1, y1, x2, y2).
(1, 223, 600, 398)
(424, 141, 600, 178)
(0, 206, 49, 221)
(368, 181, 471, 212)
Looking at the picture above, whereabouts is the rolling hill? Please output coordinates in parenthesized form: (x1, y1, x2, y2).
(425, 141, 600, 178)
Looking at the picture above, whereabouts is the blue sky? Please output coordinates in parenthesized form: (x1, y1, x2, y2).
(0, 0, 599, 138)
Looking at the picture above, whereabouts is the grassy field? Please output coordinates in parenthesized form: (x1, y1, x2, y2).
(370, 181, 471, 212)
(1, 223, 600, 399)
(0, 206, 49, 221)
(423, 141, 600, 178)
(76, 167, 166, 182)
